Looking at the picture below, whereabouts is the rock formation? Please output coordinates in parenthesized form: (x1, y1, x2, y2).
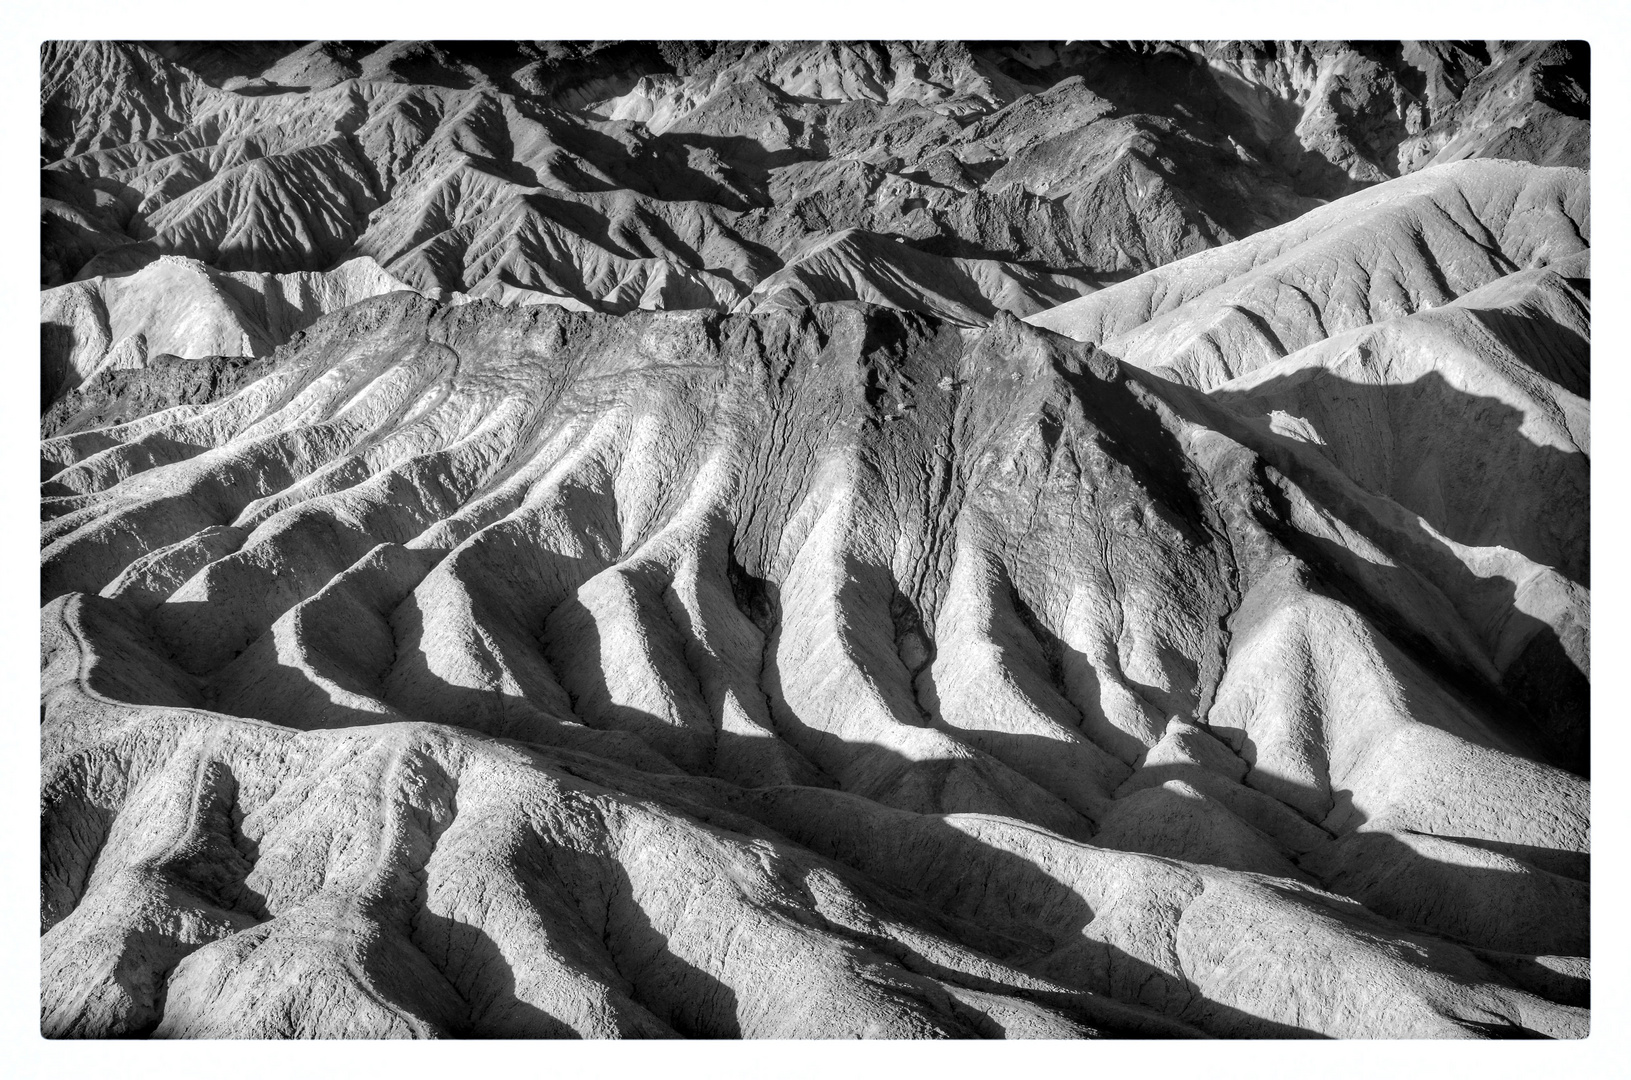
(42, 40, 1587, 398)
(40, 41, 1589, 1040)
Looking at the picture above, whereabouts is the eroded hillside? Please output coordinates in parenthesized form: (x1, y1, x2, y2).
(41, 40, 1586, 403)
(39, 42, 1590, 1040)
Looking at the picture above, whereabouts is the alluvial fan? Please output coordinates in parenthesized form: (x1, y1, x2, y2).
(40, 40, 1589, 1040)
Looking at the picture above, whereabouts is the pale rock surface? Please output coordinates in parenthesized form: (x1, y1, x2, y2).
(42, 255, 416, 406)
(38, 40, 1590, 1041)
(40, 244, 1588, 1036)
(40, 39, 1587, 398)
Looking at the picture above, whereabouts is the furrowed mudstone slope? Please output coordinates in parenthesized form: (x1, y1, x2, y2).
(41, 217, 1589, 1034)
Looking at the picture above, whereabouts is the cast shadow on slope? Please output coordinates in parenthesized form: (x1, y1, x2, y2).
(1210, 368, 1587, 582)
(1176, 369, 1588, 776)
(410, 840, 736, 1038)
(515, 550, 1579, 1034)
(61, 579, 1585, 1036)
(554, 123, 818, 212)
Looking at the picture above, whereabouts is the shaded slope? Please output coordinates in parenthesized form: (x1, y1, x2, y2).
(41, 282, 1589, 1037)
(37, 42, 1591, 1041)
(40, 38, 1590, 385)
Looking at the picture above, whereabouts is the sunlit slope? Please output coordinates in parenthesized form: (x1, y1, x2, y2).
(42, 279, 1588, 1037)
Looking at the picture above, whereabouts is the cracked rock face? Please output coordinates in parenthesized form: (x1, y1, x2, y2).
(40, 41, 1588, 1040)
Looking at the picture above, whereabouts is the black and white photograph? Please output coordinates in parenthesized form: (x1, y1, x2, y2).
(12, 8, 1627, 1070)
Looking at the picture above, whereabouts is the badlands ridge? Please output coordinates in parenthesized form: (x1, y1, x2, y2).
(41, 41, 1589, 1038)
